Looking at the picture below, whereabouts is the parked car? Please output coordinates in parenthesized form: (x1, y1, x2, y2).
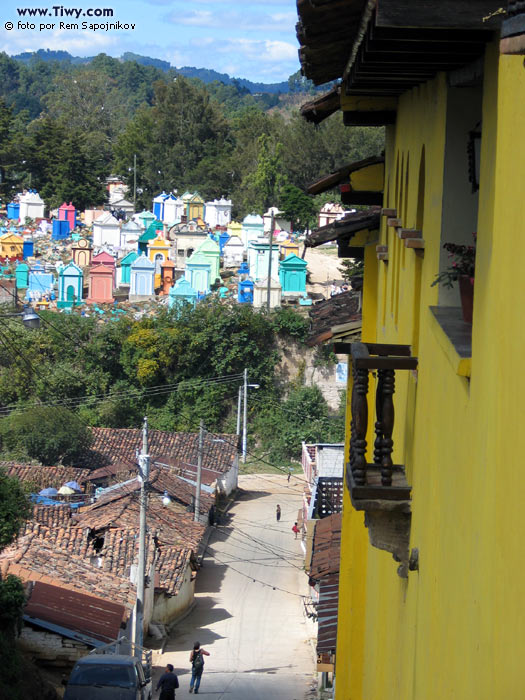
(63, 654, 152, 700)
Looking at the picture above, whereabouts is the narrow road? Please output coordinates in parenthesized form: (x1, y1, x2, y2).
(154, 474, 315, 700)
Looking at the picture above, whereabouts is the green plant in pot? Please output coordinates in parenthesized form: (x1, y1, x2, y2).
(432, 235, 476, 323)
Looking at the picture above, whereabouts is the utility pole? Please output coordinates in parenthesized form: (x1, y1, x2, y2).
(194, 420, 204, 523)
(242, 368, 248, 463)
(236, 386, 242, 436)
(133, 153, 137, 209)
(266, 210, 275, 312)
(134, 416, 150, 652)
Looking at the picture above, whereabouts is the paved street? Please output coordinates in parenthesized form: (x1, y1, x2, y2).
(154, 473, 315, 700)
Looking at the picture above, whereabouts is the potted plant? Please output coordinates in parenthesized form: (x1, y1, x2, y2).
(432, 236, 476, 323)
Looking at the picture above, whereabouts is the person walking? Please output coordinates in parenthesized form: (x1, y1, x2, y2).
(189, 641, 210, 694)
(276, 504, 281, 522)
(292, 522, 300, 539)
(156, 663, 179, 700)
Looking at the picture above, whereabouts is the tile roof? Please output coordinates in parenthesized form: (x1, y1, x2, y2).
(32, 504, 74, 528)
(83, 428, 238, 485)
(305, 207, 381, 248)
(307, 290, 361, 346)
(0, 529, 136, 609)
(1, 462, 91, 491)
(310, 512, 342, 582)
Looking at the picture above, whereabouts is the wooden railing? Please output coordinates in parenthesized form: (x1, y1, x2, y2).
(347, 343, 418, 502)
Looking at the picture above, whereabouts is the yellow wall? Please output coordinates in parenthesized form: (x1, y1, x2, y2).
(337, 43, 525, 700)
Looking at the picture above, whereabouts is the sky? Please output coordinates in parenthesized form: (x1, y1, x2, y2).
(0, 0, 301, 84)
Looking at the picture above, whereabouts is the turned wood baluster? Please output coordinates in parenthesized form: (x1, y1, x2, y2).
(351, 365, 369, 485)
(380, 369, 395, 486)
(374, 370, 384, 466)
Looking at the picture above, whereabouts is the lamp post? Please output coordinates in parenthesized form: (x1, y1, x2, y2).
(241, 368, 259, 464)
(0, 310, 41, 330)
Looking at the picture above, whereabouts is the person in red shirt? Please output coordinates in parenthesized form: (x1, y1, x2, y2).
(292, 522, 300, 539)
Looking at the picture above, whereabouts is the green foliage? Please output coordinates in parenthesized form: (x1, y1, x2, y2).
(339, 258, 364, 283)
(254, 385, 345, 462)
(271, 307, 309, 343)
(278, 183, 316, 232)
(0, 467, 31, 549)
(0, 406, 92, 465)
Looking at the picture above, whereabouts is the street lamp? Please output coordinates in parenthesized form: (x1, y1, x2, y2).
(0, 309, 41, 330)
(242, 368, 259, 464)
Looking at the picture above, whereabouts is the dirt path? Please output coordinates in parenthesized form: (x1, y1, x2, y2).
(303, 245, 344, 297)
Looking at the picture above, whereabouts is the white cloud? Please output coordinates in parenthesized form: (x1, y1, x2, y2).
(0, 28, 119, 55)
(166, 8, 295, 32)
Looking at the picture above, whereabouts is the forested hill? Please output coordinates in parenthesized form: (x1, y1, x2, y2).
(11, 49, 289, 94)
(0, 50, 383, 221)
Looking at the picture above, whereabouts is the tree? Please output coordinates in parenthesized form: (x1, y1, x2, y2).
(0, 466, 31, 698)
(279, 183, 316, 233)
(0, 406, 93, 465)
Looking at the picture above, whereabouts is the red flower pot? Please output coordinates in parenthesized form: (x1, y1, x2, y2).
(458, 275, 474, 323)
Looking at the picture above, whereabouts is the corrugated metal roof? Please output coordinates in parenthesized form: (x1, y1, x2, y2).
(316, 573, 340, 654)
(26, 581, 126, 644)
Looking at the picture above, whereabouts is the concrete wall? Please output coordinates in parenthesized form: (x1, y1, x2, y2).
(152, 563, 195, 625)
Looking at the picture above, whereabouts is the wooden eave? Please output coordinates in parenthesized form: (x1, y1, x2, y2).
(500, 2, 525, 55)
(300, 86, 341, 124)
(307, 155, 384, 196)
(297, 0, 502, 91)
(305, 207, 381, 247)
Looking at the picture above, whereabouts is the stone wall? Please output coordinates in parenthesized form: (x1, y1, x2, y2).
(276, 340, 346, 411)
(19, 625, 90, 667)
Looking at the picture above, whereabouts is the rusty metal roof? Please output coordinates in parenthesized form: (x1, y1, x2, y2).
(310, 512, 342, 581)
(26, 581, 127, 644)
(316, 573, 340, 654)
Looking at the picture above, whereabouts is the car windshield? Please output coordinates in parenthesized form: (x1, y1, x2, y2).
(69, 663, 135, 688)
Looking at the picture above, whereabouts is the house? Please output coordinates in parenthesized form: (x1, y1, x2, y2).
(300, 443, 344, 561)
(279, 253, 308, 296)
(87, 264, 114, 304)
(168, 219, 208, 270)
(71, 238, 93, 269)
(83, 209, 104, 227)
(0, 232, 24, 260)
(163, 194, 185, 224)
(58, 202, 76, 230)
(223, 235, 244, 268)
(153, 192, 169, 220)
(160, 259, 176, 295)
(134, 210, 156, 231)
(7, 201, 20, 220)
(91, 250, 116, 283)
(296, 1, 525, 698)
(15, 262, 29, 290)
(168, 277, 197, 311)
(52, 218, 70, 240)
(116, 251, 137, 287)
(247, 238, 280, 281)
(279, 239, 301, 259)
(57, 262, 83, 308)
(129, 253, 155, 300)
(138, 221, 163, 254)
(263, 207, 291, 234)
(253, 276, 281, 309)
(204, 198, 232, 228)
(119, 219, 142, 251)
(19, 190, 45, 222)
(237, 278, 254, 304)
(147, 235, 171, 272)
(92, 212, 120, 249)
(241, 214, 264, 249)
(196, 236, 220, 285)
(185, 251, 211, 295)
(26, 263, 55, 301)
(318, 203, 346, 229)
(84, 426, 239, 498)
(110, 198, 135, 219)
(308, 513, 341, 685)
(183, 192, 205, 221)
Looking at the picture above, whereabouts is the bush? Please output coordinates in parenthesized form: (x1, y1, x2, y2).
(0, 406, 92, 465)
(271, 307, 309, 343)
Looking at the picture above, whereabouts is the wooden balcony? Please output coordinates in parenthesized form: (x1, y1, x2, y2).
(346, 342, 418, 574)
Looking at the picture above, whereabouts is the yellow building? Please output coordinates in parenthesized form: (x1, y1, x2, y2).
(298, 2, 525, 698)
(0, 233, 24, 259)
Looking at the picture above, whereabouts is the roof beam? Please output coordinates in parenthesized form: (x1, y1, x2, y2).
(375, 0, 502, 30)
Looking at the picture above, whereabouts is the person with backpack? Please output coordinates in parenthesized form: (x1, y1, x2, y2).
(189, 641, 210, 694)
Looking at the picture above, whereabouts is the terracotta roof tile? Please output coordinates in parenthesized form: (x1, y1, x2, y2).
(310, 513, 342, 582)
(1, 462, 90, 491)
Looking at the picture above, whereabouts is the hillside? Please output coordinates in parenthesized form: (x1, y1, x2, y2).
(10, 49, 290, 94)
